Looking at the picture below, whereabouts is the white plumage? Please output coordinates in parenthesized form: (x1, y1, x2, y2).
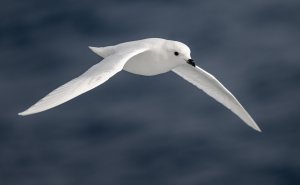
(19, 38, 261, 132)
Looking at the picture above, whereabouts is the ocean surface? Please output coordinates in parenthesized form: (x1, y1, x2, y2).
(1, 0, 300, 184)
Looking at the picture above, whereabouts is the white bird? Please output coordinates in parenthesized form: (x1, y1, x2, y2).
(19, 38, 261, 132)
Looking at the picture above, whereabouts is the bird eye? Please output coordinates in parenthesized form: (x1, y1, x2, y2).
(174, 51, 179, 56)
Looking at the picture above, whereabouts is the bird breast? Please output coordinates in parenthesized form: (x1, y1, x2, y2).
(123, 50, 175, 76)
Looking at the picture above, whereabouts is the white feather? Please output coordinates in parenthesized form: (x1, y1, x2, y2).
(19, 48, 148, 116)
(173, 64, 261, 132)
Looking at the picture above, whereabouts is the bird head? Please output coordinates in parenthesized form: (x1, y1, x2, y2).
(164, 40, 195, 67)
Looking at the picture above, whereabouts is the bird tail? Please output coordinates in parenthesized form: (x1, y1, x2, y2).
(88, 46, 115, 58)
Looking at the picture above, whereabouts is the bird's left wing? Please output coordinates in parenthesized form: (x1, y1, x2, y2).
(172, 64, 261, 132)
(19, 48, 148, 116)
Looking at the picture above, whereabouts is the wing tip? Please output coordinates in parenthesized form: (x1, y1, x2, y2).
(247, 119, 262, 132)
(253, 125, 262, 132)
(18, 109, 36, 116)
(18, 111, 28, 116)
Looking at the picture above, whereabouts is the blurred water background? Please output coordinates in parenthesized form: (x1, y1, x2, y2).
(1, 0, 300, 184)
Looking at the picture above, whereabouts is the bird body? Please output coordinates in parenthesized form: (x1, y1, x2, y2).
(19, 38, 261, 132)
(90, 38, 190, 76)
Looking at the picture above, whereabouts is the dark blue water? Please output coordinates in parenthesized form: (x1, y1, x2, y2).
(1, 0, 300, 184)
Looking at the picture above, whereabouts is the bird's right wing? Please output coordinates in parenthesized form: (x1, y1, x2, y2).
(19, 48, 148, 116)
(172, 64, 261, 132)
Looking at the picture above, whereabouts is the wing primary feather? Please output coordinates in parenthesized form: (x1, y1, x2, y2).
(19, 48, 148, 116)
(173, 64, 261, 132)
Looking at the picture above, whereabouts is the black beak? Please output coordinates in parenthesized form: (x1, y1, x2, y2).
(187, 59, 195, 67)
